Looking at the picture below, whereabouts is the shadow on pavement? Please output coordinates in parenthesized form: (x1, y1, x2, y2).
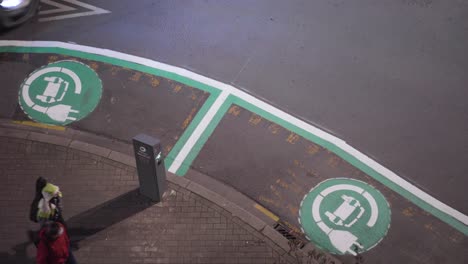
(67, 188, 155, 245)
(0, 188, 155, 263)
(0, 242, 34, 264)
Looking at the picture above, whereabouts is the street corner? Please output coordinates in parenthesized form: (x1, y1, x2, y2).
(191, 103, 467, 262)
(0, 51, 212, 158)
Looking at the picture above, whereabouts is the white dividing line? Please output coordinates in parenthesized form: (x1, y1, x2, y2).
(38, 0, 110, 22)
(39, 0, 76, 16)
(168, 90, 230, 173)
(1, 40, 466, 227)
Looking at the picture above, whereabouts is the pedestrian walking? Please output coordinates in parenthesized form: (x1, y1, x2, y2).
(29, 177, 64, 225)
(36, 221, 77, 264)
(28, 177, 67, 249)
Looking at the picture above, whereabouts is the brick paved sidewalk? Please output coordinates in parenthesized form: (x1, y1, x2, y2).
(0, 137, 296, 264)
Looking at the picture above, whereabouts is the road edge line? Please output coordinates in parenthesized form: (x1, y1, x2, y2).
(0, 40, 466, 234)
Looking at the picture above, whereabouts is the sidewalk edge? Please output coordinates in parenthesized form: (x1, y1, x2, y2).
(0, 119, 341, 264)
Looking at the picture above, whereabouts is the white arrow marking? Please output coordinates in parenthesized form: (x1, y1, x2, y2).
(38, 0, 110, 22)
(39, 0, 76, 15)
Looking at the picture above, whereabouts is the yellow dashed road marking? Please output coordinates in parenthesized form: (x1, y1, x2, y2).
(258, 195, 281, 207)
(48, 55, 58, 63)
(110, 66, 120, 76)
(286, 133, 300, 144)
(270, 185, 283, 199)
(149, 77, 160, 87)
(293, 159, 305, 168)
(173, 85, 182, 93)
(181, 107, 197, 129)
(327, 156, 340, 167)
(402, 207, 416, 217)
(307, 144, 320, 155)
(89, 62, 99, 71)
(130, 72, 142, 82)
(248, 114, 262, 125)
(276, 178, 289, 189)
(228, 105, 241, 116)
(268, 124, 281, 134)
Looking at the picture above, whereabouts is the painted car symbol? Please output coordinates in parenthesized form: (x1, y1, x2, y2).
(36, 76, 69, 104)
(325, 195, 365, 228)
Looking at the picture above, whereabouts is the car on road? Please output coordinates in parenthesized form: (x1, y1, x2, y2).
(0, 0, 39, 28)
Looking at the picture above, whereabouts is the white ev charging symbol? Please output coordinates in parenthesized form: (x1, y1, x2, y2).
(21, 67, 82, 122)
(36, 77, 69, 104)
(325, 195, 365, 228)
(312, 184, 379, 255)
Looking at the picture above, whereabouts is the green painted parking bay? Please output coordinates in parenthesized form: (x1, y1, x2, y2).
(191, 104, 466, 263)
(0, 52, 211, 158)
(1, 42, 466, 264)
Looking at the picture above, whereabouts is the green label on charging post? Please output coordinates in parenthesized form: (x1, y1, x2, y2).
(19, 60, 102, 125)
(299, 178, 391, 256)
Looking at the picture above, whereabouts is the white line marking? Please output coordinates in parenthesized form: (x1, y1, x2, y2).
(25, 67, 60, 85)
(364, 192, 379, 227)
(60, 68, 82, 93)
(312, 195, 323, 222)
(320, 184, 364, 197)
(22, 85, 34, 107)
(168, 90, 230, 173)
(0, 40, 466, 227)
(39, 0, 76, 15)
(38, 0, 110, 22)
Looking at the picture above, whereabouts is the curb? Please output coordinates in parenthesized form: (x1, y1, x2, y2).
(0, 119, 342, 264)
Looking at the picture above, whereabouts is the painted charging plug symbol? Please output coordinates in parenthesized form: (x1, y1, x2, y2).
(311, 184, 380, 256)
(45, 104, 79, 122)
(35, 76, 79, 122)
(20, 61, 102, 126)
(20, 66, 83, 123)
(322, 195, 365, 254)
(327, 229, 363, 255)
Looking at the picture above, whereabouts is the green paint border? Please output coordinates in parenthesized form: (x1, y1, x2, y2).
(1, 45, 466, 235)
(171, 93, 468, 235)
(165, 93, 219, 169)
(175, 95, 235, 176)
(232, 98, 468, 236)
(0, 45, 221, 170)
(0, 46, 220, 95)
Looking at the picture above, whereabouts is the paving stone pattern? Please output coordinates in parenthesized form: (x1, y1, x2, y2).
(0, 137, 294, 264)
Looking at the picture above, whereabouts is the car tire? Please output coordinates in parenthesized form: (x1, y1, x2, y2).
(0, 0, 40, 29)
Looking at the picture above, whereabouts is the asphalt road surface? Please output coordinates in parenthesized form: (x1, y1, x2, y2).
(1, 0, 467, 263)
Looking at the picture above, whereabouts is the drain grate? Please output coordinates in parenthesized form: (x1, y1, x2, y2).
(274, 221, 307, 249)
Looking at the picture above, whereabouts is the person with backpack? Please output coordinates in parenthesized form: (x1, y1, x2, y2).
(28, 177, 70, 257)
(29, 177, 64, 225)
(37, 181, 63, 224)
(36, 221, 77, 264)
